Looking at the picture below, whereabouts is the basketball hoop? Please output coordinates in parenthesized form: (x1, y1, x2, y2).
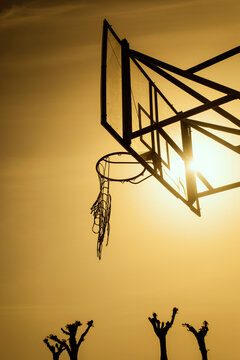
(91, 151, 152, 259)
(96, 151, 149, 183)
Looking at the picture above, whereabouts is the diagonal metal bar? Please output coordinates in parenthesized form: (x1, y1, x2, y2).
(132, 94, 238, 139)
(130, 56, 240, 127)
(196, 171, 213, 190)
(183, 119, 240, 135)
(190, 124, 240, 153)
(131, 49, 240, 96)
(187, 46, 240, 73)
(198, 182, 240, 198)
(158, 128, 184, 159)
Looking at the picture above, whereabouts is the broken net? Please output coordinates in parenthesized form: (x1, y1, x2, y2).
(91, 152, 151, 259)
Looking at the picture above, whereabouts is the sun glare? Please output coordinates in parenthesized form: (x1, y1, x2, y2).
(191, 130, 239, 190)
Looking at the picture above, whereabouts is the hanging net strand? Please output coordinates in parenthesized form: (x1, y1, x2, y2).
(91, 152, 152, 259)
(91, 157, 111, 260)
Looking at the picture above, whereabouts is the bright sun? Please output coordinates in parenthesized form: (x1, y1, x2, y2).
(191, 131, 239, 190)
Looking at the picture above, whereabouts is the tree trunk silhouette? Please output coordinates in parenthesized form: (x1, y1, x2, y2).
(148, 307, 178, 360)
(48, 320, 94, 360)
(182, 321, 209, 360)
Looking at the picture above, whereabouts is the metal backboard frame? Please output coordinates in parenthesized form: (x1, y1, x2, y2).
(101, 19, 240, 216)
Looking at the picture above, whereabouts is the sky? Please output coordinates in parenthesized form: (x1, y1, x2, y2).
(0, 0, 239, 359)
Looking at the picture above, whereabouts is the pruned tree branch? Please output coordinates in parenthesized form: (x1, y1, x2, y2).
(165, 307, 178, 331)
(43, 337, 55, 352)
(61, 327, 70, 336)
(182, 321, 209, 339)
(77, 320, 94, 348)
(182, 323, 198, 336)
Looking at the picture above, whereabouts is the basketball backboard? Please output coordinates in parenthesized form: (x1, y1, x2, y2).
(101, 19, 240, 216)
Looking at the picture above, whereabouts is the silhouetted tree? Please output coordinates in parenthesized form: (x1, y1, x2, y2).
(148, 307, 178, 360)
(182, 321, 209, 360)
(43, 337, 66, 360)
(48, 320, 94, 360)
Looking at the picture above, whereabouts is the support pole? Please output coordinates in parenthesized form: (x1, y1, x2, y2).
(181, 121, 197, 205)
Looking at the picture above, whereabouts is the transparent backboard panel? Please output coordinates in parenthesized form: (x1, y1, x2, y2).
(106, 29, 122, 137)
(130, 59, 150, 134)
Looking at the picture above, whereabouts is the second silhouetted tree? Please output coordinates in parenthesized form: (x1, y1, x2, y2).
(148, 307, 178, 360)
(182, 320, 209, 360)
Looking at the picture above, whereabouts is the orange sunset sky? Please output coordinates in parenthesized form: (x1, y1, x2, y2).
(0, 1, 239, 359)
